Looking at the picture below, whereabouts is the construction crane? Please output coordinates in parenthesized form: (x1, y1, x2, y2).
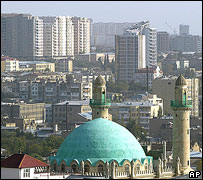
(165, 22, 177, 35)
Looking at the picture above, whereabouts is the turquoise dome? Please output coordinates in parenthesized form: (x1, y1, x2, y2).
(50, 118, 151, 166)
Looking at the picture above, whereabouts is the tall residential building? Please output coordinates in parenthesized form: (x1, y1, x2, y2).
(170, 34, 202, 53)
(42, 16, 74, 57)
(115, 29, 146, 82)
(71, 16, 91, 55)
(179, 24, 189, 36)
(91, 22, 135, 48)
(157, 31, 169, 53)
(129, 21, 157, 67)
(152, 76, 199, 117)
(1, 13, 43, 59)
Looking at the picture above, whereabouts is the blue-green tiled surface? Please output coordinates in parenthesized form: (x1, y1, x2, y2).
(49, 118, 151, 166)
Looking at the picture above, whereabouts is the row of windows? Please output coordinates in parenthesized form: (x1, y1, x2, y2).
(55, 163, 150, 173)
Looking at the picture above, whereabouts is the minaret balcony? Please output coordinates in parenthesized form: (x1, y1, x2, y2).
(90, 99, 111, 106)
(171, 100, 192, 108)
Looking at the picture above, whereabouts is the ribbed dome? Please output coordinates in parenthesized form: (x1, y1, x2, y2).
(94, 75, 106, 86)
(50, 118, 148, 166)
(175, 74, 187, 86)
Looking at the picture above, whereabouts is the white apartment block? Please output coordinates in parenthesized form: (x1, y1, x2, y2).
(129, 21, 157, 68)
(142, 27, 157, 67)
(71, 16, 91, 55)
(33, 17, 43, 57)
(42, 16, 74, 57)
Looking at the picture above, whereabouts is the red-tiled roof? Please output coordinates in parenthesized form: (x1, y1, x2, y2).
(1, 154, 49, 168)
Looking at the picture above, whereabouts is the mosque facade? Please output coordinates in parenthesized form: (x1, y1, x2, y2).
(49, 75, 193, 179)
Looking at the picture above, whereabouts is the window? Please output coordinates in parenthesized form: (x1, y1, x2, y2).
(145, 163, 148, 170)
(97, 164, 104, 173)
(84, 164, 90, 173)
(187, 129, 189, 135)
(23, 168, 30, 177)
(136, 164, 140, 172)
(61, 164, 65, 173)
(125, 164, 130, 173)
(71, 164, 77, 173)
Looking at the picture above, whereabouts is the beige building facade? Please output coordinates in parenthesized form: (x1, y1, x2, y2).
(152, 77, 199, 116)
(19, 61, 55, 72)
(1, 56, 19, 72)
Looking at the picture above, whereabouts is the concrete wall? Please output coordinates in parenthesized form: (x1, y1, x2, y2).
(1, 168, 20, 179)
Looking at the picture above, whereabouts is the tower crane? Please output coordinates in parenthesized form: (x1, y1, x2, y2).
(165, 22, 177, 35)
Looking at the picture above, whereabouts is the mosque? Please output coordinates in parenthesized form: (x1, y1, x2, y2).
(49, 74, 193, 179)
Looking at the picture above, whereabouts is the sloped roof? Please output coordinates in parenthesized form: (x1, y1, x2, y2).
(175, 74, 187, 86)
(1, 154, 49, 168)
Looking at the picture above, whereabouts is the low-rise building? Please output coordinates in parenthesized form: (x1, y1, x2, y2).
(52, 99, 92, 130)
(1, 102, 45, 131)
(55, 58, 73, 72)
(19, 61, 55, 72)
(134, 66, 163, 87)
(1, 56, 20, 72)
(45, 104, 53, 123)
(1, 153, 70, 179)
(75, 52, 115, 63)
(109, 101, 161, 134)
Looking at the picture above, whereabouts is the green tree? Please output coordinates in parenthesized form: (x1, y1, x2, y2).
(26, 143, 43, 155)
(158, 106, 163, 118)
(196, 160, 202, 171)
(125, 119, 146, 141)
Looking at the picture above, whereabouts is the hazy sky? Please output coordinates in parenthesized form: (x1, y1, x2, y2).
(1, 1, 202, 35)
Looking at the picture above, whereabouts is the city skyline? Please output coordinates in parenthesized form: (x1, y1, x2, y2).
(1, 1, 202, 36)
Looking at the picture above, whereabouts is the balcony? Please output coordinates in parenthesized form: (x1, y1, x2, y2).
(171, 100, 192, 108)
(90, 99, 111, 106)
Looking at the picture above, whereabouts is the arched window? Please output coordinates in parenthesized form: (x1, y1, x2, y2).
(84, 164, 90, 173)
(145, 163, 148, 170)
(136, 164, 140, 172)
(97, 164, 104, 173)
(61, 164, 65, 173)
(125, 164, 130, 173)
(53, 163, 56, 172)
(71, 164, 77, 173)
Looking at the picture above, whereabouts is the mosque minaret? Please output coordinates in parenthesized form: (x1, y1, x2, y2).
(171, 74, 194, 175)
(90, 75, 111, 120)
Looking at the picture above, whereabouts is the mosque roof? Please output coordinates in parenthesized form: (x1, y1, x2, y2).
(94, 75, 106, 86)
(49, 118, 151, 166)
(175, 74, 187, 86)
